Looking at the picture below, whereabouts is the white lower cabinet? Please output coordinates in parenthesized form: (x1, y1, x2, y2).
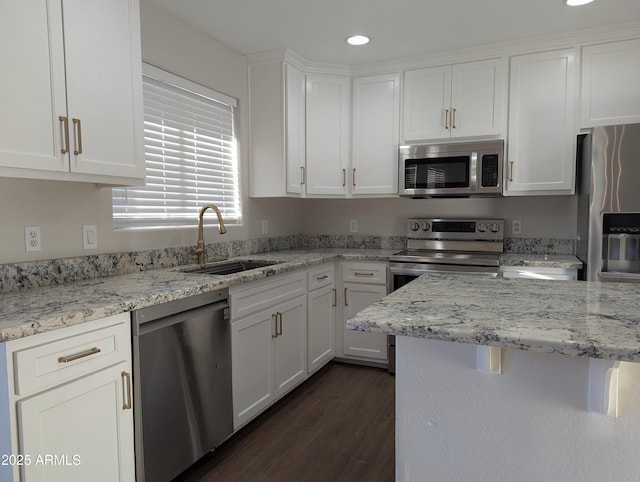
(306, 264, 336, 374)
(338, 262, 389, 363)
(230, 272, 307, 430)
(2, 313, 134, 482)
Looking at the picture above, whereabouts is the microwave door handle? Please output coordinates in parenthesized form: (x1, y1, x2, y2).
(469, 151, 478, 191)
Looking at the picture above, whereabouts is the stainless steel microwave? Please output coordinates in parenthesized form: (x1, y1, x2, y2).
(398, 140, 504, 198)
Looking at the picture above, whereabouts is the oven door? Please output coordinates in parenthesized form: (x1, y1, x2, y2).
(390, 262, 499, 290)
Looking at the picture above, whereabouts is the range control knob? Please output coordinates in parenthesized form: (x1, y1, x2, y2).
(409, 221, 420, 231)
(490, 223, 501, 233)
(477, 223, 488, 233)
(421, 222, 431, 231)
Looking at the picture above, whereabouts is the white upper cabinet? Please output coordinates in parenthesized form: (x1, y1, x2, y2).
(305, 74, 351, 196)
(402, 58, 505, 142)
(351, 73, 400, 196)
(581, 38, 640, 127)
(0, 0, 144, 185)
(505, 49, 577, 195)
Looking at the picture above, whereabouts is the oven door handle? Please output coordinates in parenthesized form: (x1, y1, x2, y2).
(390, 264, 499, 277)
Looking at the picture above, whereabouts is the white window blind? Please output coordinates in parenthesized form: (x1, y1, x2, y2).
(113, 64, 241, 229)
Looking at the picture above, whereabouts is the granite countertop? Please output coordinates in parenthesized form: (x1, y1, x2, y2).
(347, 273, 640, 362)
(499, 253, 582, 269)
(0, 249, 394, 342)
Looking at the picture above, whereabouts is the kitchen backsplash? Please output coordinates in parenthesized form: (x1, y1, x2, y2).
(0, 234, 574, 292)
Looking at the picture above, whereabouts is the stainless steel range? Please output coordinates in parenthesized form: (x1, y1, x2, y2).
(386, 218, 504, 372)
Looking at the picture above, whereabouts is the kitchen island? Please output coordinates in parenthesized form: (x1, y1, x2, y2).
(348, 274, 640, 482)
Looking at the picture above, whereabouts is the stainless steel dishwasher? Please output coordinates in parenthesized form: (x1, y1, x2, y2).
(131, 288, 232, 482)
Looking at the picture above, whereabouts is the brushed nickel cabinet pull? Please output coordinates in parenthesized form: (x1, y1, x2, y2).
(509, 161, 514, 182)
(58, 346, 101, 363)
(72, 118, 83, 155)
(316, 274, 329, 281)
(59, 116, 70, 154)
(354, 272, 374, 277)
(445, 109, 449, 129)
(344, 287, 348, 306)
(276, 312, 283, 336)
(452, 108, 457, 129)
(342, 168, 346, 187)
(353, 168, 356, 187)
(332, 288, 337, 307)
(300, 166, 305, 185)
(121, 371, 132, 410)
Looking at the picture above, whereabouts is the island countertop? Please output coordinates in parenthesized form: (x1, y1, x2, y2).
(347, 273, 640, 362)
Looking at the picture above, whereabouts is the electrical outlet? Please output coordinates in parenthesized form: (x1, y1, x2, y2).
(349, 219, 358, 233)
(512, 220, 522, 235)
(25, 226, 41, 252)
(83, 225, 98, 250)
(261, 219, 269, 235)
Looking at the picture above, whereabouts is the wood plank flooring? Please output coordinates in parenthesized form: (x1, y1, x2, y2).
(176, 362, 395, 482)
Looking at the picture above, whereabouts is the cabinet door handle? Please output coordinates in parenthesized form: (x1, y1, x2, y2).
(72, 118, 83, 155)
(354, 272, 374, 277)
(316, 274, 328, 281)
(58, 346, 101, 363)
(121, 371, 132, 410)
(301, 166, 305, 185)
(272, 313, 278, 338)
(277, 312, 283, 336)
(509, 161, 514, 182)
(342, 168, 346, 187)
(59, 116, 70, 154)
(452, 108, 457, 129)
(444, 109, 449, 129)
(344, 287, 348, 306)
(332, 288, 337, 307)
(353, 168, 357, 187)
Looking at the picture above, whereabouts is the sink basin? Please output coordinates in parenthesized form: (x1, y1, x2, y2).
(183, 260, 280, 276)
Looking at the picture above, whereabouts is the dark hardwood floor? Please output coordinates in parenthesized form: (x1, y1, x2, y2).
(177, 362, 395, 482)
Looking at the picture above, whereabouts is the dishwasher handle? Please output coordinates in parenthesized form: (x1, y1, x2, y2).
(134, 299, 229, 336)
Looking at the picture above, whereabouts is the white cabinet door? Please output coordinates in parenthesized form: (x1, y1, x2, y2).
(285, 63, 306, 194)
(63, 0, 144, 180)
(402, 59, 505, 142)
(451, 59, 505, 138)
(343, 283, 388, 361)
(274, 296, 307, 398)
(581, 39, 640, 127)
(506, 49, 577, 195)
(0, 1, 67, 172)
(307, 284, 336, 374)
(306, 74, 350, 195)
(351, 73, 400, 196)
(403, 65, 451, 141)
(17, 363, 134, 482)
(231, 309, 275, 429)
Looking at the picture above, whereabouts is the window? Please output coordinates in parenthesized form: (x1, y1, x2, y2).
(112, 64, 241, 229)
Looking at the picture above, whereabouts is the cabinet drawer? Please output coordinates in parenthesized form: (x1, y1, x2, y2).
(230, 271, 306, 320)
(11, 314, 130, 397)
(307, 264, 335, 291)
(342, 262, 388, 284)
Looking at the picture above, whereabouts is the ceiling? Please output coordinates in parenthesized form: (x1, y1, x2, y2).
(149, 0, 640, 65)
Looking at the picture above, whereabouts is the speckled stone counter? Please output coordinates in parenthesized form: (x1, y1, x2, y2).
(0, 249, 394, 342)
(348, 273, 640, 362)
(499, 253, 582, 269)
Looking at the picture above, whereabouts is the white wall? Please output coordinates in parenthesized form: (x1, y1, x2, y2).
(397, 336, 640, 482)
(0, 0, 302, 265)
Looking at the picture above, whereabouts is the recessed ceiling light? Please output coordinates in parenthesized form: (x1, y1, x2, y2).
(564, 0, 595, 6)
(346, 35, 370, 46)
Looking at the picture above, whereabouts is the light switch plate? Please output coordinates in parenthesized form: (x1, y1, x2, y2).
(83, 225, 97, 250)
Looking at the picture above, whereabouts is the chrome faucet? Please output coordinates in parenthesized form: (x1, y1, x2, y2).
(191, 204, 227, 265)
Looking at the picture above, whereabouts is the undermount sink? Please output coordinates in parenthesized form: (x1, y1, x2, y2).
(183, 260, 281, 276)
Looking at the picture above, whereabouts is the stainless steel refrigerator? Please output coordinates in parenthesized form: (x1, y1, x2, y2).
(576, 123, 640, 282)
